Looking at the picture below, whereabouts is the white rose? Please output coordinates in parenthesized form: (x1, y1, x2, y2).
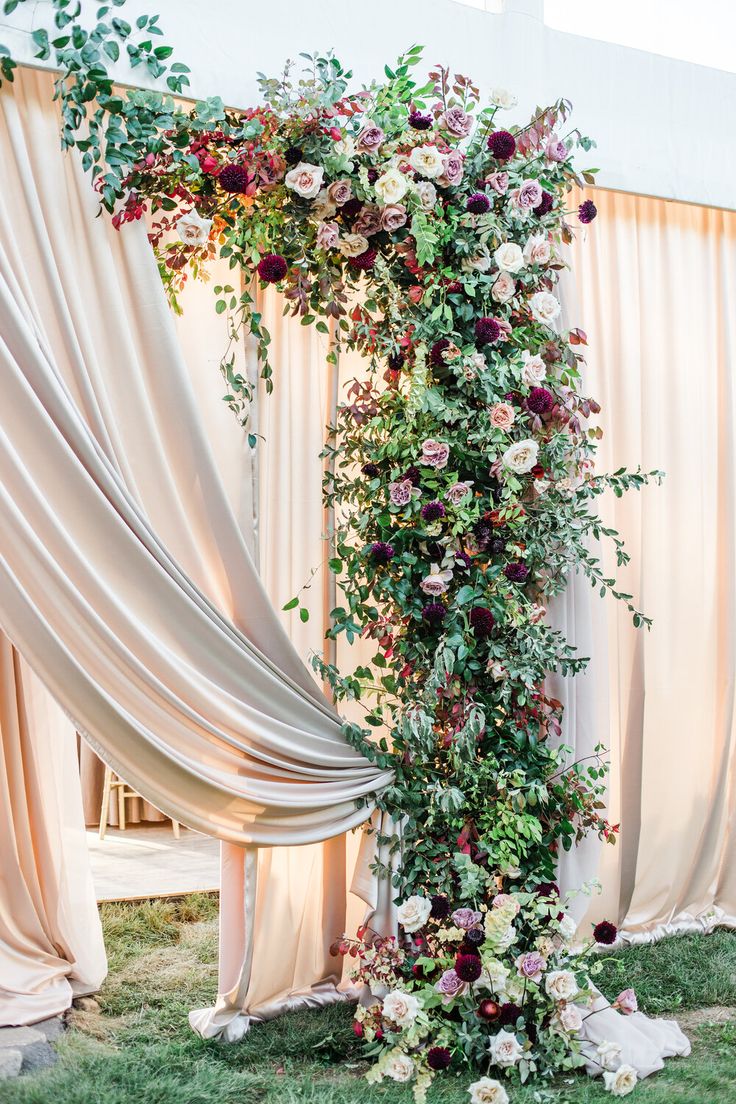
(468, 1077, 509, 1104)
(333, 135, 355, 157)
(338, 233, 370, 258)
(545, 969, 579, 1001)
(384, 1051, 415, 1083)
(488, 1028, 524, 1068)
(492, 271, 516, 303)
(415, 180, 438, 210)
(558, 1004, 583, 1033)
(603, 1064, 638, 1097)
(176, 209, 213, 247)
(284, 161, 324, 199)
(375, 166, 409, 205)
(382, 989, 420, 1027)
(596, 1040, 623, 1071)
(557, 912, 577, 943)
(523, 233, 553, 266)
(502, 439, 539, 474)
(396, 895, 432, 933)
(409, 145, 445, 179)
(520, 350, 546, 386)
(529, 290, 561, 325)
(462, 244, 492, 274)
(483, 959, 510, 995)
(490, 87, 518, 110)
(494, 242, 524, 273)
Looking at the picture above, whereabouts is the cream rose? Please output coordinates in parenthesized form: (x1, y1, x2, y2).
(492, 271, 516, 303)
(557, 912, 577, 943)
(468, 1077, 509, 1104)
(396, 894, 432, 933)
(382, 989, 420, 1027)
(415, 180, 438, 210)
(176, 209, 213, 247)
(488, 1028, 524, 1067)
(558, 1004, 583, 1033)
(529, 290, 561, 325)
(524, 233, 553, 266)
(603, 1064, 638, 1097)
(374, 166, 409, 205)
(284, 161, 324, 199)
(311, 188, 337, 220)
(490, 87, 518, 109)
(502, 439, 539, 474)
(384, 1051, 415, 1083)
(520, 350, 547, 386)
(462, 244, 492, 274)
(596, 1040, 623, 1071)
(490, 403, 515, 430)
(333, 135, 356, 158)
(483, 958, 510, 994)
(494, 241, 524, 273)
(338, 233, 370, 258)
(409, 145, 445, 179)
(545, 970, 579, 1001)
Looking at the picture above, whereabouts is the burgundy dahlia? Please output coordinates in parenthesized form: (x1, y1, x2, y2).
(499, 1002, 523, 1026)
(421, 500, 446, 522)
(348, 248, 377, 272)
(257, 253, 288, 283)
(362, 462, 380, 478)
(536, 190, 555, 217)
(466, 192, 491, 215)
(504, 562, 529, 582)
(218, 163, 250, 193)
(475, 316, 500, 346)
(593, 920, 618, 945)
(487, 130, 516, 161)
(455, 551, 472, 569)
(455, 953, 482, 983)
(366, 167, 380, 184)
(430, 338, 451, 367)
(489, 536, 507, 555)
(430, 894, 451, 920)
(284, 145, 303, 165)
(464, 927, 485, 947)
(341, 197, 363, 219)
(427, 1047, 452, 1071)
(527, 386, 555, 415)
(402, 465, 421, 486)
(470, 606, 495, 638)
(370, 541, 395, 565)
(579, 199, 598, 224)
(535, 882, 560, 900)
(408, 110, 433, 130)
(387, 351, 405, 372)
(422, 602, 447, 625)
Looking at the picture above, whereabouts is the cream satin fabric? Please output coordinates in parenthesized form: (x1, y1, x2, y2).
(0, 635, 106, 1024)
(0, 69, 392, 1030)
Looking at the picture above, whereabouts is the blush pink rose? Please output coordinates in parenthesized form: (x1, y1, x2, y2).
(327, 179, 352, 205)
(613, 989, 638, 1015)
(492, 271, 516, 304)
(490, 403, 515, 430)
(420, 439, 450, 469)
(486, 171, 509, 195)
(316, 221, 340, 249)
(381, 203, 408, 232)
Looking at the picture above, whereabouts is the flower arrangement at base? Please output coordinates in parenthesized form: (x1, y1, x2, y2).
(0, 6, 666, 1097)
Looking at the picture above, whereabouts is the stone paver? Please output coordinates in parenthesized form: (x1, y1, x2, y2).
(0, 1049, 23, 1080)
(0, 1016, 63, 1080)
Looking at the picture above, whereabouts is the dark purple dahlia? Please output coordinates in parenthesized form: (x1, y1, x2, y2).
(348, 248, 377, 272)
(535, 881, 560, 900)
(499, 1002, 523, 1027)
(387, 351, 405, 372)
(464, 927, 484, 947)
(504, 562, 530, 582)
(455, 953, 482, 982)
(455, 551, 472, 569)
(487, 130, 516, 161)
(341, 197, 363, 219)
(402, 465, 421, 486)
(256, 253, 288, 284)
(489, 536, 507, 555)
(361, 462, 380, 478)
(421, 500, 446, 522)
(430, 338, 451, 367)
(408, 110, 433, 130)
(579, 199, 598, 224)
(218, 163, 250, 193)
(466, 192, 491, 214)
(422, 602, 447, 625)
(474, 316, 500, 346)
(536, 190, 555, 217)
(284, 145, 303, 165)
(370, 541, 395, 565)
(593, 920, 618, 945)
(469, 606, 495, 638)
(427, 1047, 452, 1071)
(527, 386, 555, 415)
(366, 167, 379, 185)
(430, 894, 451, 920)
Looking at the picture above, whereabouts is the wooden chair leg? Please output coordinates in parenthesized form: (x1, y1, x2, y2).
(117, 778, 126, 831)
(172, 820, 180, 840)
(99, 765, 113, 840)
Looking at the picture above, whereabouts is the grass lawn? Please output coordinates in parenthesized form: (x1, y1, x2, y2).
(2, 895, 735, 1104)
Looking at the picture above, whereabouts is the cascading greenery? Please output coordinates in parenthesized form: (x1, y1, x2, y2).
(1, 4, 662, 1096)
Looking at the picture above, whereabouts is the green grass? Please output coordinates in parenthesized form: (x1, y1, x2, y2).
(2, 898, 735, 1104)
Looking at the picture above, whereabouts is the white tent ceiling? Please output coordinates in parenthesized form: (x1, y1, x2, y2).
(2, 0, 734, 210)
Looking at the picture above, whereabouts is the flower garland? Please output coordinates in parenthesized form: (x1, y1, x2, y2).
(0, 5, 664, 1098)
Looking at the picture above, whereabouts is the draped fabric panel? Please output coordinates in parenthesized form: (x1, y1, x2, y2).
(0, 68, 391, 1028)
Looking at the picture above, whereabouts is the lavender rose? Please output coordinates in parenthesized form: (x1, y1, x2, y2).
(380, 203, 408, 232)
(326, 179, 352, 205)
(435, 968, 465, 1001)
(441, 106, 473, 138)
(420, 439, 450, 469)
(514, 179, 544, 210)
(357, 124, 385, 152)
(515, 951, 546, 982)
(437, 149, 464, 188)
(452, 908, 482, 930)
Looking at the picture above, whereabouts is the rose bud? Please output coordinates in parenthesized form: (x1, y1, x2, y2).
(478, 999, 501, 1021)
(352, 1020, 363, 1037)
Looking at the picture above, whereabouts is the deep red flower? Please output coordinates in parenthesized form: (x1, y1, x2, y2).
(475, 316, 500, 346)
(455, 953, 482, 982)
(470, 606, 495, 638)
(487, 130, 516, 161)
(257, 253, 288, 283)
(218, 163, 250, 193)
(579, 199, 598, 224)
(593, 920, 618, 945)
(427, 1047, 452, 1070)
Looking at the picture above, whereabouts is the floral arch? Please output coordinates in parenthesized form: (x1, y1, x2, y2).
(0, 6, 665, 1100)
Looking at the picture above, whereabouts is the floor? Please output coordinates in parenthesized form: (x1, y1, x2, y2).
(87, 825, 220, 902)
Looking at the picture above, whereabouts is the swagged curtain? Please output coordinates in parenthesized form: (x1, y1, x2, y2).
(0, 68, 394, 1033)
